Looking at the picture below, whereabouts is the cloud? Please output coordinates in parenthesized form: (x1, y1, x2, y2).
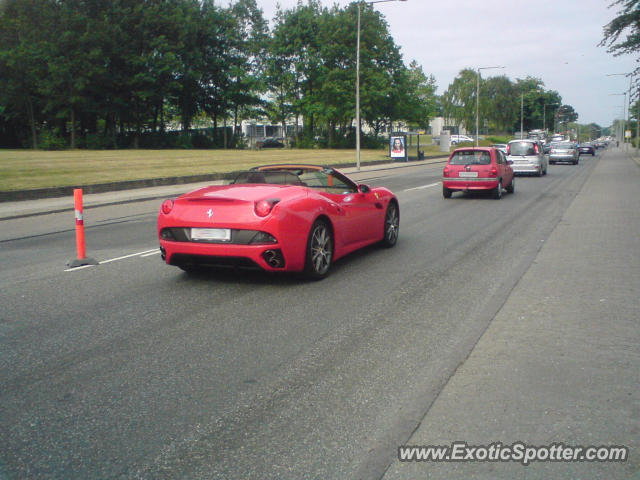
(258, 0, 638, 126)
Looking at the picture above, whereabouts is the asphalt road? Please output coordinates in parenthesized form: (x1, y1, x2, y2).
(0, 150, 637, 479)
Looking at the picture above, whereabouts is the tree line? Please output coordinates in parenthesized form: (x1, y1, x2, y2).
(1, 0, 611, 150)
(0, 0, 438, 149)
(441, 72, 588, 136)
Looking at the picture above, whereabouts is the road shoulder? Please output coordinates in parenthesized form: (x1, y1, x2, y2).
(384, 149, 640, 479)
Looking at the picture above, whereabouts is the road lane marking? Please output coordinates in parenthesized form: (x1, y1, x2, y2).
(99, 249, 158, 264)
(403, 182, 440, 192)
(64, 248, 158, 271)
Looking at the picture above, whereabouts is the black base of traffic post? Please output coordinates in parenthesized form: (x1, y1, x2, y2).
(66, 257, 99, 268)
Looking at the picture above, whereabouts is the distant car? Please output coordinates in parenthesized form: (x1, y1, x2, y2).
(528, 129, 546, 142)
(259, 138, 285, 148)
(551, 134, 566, 142)
(549, 142, 579, 164)
(506, 138, 548, 176)
(578, 143, 596, 156)
(158, 164, 399, 279)
(491, 143, 507, 153)
(450, 134, 475, 145)
(442, 147, 515, 199)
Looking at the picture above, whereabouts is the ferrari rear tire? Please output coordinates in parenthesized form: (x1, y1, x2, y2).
(381, 201, 399, 248)
(304, 219, 333, 280)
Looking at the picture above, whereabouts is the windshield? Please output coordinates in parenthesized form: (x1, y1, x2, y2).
(231, 165, 358, 194)
(509, 142, 536, 156)
(232, 170, 305, 185)
(551, 142, 573, 149)
(449, 150, 491, 165)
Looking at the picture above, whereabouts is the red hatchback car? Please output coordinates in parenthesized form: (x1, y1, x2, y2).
(442, 147, 515, 199)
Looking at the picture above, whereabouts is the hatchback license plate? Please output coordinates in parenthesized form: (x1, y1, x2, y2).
(191, 228, 231, 241)
(458, 171, 478, 178)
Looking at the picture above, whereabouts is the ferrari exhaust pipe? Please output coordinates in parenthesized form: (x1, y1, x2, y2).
(263, 249, 285, 268)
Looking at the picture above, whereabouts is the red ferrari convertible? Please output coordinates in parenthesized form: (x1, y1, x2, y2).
(157, 164, 399, 279)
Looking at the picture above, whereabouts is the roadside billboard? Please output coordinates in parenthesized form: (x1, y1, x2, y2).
(389, 135, 408, 161)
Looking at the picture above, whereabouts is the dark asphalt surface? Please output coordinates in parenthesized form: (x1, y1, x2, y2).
(0, 149, 637, 479)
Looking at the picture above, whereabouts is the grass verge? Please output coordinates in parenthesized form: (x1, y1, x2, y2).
(0, 146, 446, 191)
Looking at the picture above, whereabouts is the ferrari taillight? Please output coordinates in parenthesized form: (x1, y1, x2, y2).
(161, 199, 174, 214)
(255, 198, 280, 217)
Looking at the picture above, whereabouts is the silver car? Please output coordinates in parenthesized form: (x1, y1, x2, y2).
(506, 139, 548, 176)
(548, 142, 579, 165)
(491, 143, 507, 154)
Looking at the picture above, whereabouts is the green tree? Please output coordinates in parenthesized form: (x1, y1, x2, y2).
(270, 0, 325, 141)
(482, 75, 518, 133)
(353, 3, 406, 138)
(599, 0, 640, 73)
(442, 69, 477, 132)
(0, 0, 55, 148)
(224, 0, 268, 146)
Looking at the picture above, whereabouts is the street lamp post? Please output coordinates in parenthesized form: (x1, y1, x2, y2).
(607, 72, 635, 150)
(520, 94, 524, 139)
(475, 66, 504, 146)
(609, 92, 627, 145)
(356, 0, 407, 171)
(543, 103, 559, 133)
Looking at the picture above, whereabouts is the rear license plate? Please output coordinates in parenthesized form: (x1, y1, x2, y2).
(191, 228, 231, 241)
(458, 171, 478, 178)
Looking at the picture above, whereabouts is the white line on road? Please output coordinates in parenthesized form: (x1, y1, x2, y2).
(99, 249, 158, 264)
(403, 182, 440, 192)
(65, 248, 159, 272)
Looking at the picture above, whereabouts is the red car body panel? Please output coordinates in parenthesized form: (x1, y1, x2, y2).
(157, 165, 397, 273)
(442, 147, 514, 192)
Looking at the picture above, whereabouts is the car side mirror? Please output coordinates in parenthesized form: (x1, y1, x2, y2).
(358, 184, 371, 193)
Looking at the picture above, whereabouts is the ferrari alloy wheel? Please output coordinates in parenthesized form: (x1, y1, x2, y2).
(305, 220, 333, 279)
(382, 201, 399, 247)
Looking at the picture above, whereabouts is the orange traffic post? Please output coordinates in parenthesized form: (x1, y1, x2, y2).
(66, 189, 98, 268)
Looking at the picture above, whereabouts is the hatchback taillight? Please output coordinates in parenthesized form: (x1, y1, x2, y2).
(489, 167, 498, 177)
(534, 144, 539, 154)
(506, 144, 511, 155)
(443, 167, 450, 177)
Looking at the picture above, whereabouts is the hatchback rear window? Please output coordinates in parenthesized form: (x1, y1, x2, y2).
(509, 142, 536, 156)
(552, 142, 573, 149)
(449, 151, 491, 165)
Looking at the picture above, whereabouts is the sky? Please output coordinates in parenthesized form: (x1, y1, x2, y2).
(255, 0, 638, 128)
